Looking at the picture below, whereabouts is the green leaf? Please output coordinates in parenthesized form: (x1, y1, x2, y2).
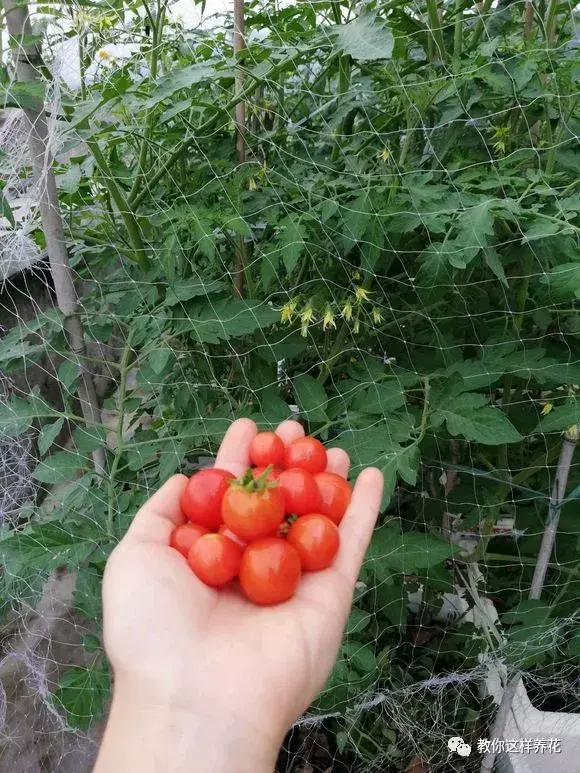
(74, 565, 103, 621)
(0, 188, 15, 227)
(33, 450, 87, 483)
(280, 215, 306, 276)
(431, 392, 523, 445)
(58, 359, 81, 390)
(381, 443, 420, 509)
(522, 219, 565, 243)
(146, 63, 228, 106)
(350, 382, 405, 414)
(536, 399, 580, 433)
(335, 13, 394, 61)
(2, 80, 44, 110)
(484, 248, 508, 287)
(54, 663, 110, 730)
(148, 346, 173, 375)
(450, 201, 495, 268)
(176, 299, 280, 344)
(0, 521, 107, 573)
(72, 425, 107, 454)
(292, 374, 328, 423)
(0, 394, 60, 437)
(366, 522, 459, 579)
(38, 418, 64, 455)
(540, 262, 580, 300)
(164, 278, 225, 306)
(340, 193, 372, 251)
(346, 607, 373, 635)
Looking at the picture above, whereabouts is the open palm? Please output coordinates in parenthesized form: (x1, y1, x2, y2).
(103, 419, 383, 742)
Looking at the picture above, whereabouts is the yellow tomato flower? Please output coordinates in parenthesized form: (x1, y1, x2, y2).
(354, 285, 371, 303)
(280, 299, 297, 323)
(322, 305, 336, 331)
(371, 307, 384, 324)
(342, 300, 353, 321)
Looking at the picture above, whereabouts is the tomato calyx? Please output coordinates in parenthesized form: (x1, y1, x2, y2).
(230, 465, 279, 492)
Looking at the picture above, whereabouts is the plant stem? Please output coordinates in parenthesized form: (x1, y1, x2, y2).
(3, 0, 105, 475)
(107, 329, 135, 535)
(85, 138, 149, 269)
(470, 0, 494, 49)
(545, 0, 558, 45)
(233, 0, 246, 297)
(523, 1, 534, 40)
(530, 433, 577, 599)
(452, 0, 463, 73)
(425, 0, 446, 61)
(128, 0, 166, 204)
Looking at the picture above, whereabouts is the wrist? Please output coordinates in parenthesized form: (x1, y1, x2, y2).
(95, 679, 282, 773)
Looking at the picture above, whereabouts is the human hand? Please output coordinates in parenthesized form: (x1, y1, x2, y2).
(97, 419, 383, 773)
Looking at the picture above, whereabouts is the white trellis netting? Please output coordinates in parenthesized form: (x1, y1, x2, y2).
(0, 0, 579, 771)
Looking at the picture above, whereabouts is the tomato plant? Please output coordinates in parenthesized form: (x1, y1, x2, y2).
(284, 437, 327, 475)
(170, 523, 209, 558)
(180, 469, 234, 529)
(239, 537, 301, 605)
(188, 533, 242, 587)
(249, 431, 285, 468)
(314, 472, 352, 524)
(287, 514, 340, 571)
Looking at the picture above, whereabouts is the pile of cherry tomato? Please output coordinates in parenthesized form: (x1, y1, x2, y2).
(169, 432, 352, 605)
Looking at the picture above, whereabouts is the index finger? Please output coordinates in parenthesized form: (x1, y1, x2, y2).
(214, 418, 258, 477)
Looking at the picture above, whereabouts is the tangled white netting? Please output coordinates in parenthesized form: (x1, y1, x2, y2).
(1, 0, 580, 770)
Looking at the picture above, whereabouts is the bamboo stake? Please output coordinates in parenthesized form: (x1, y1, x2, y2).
(3, 0, 105, 475)
(233, 0, 246, 297)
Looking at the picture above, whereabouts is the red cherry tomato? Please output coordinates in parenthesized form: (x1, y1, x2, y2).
(188, 533, 241, 587)
(287, 514, 340, 571)
(169, 523, 209, 558)
(239, 537, 301, 605)
(278, 468, 321, 515)
(314, 472, 352, 524)
(218, 524, 248, 548)
(249, 432, 285, 468)
(180, 468, 234, 529)
(284, 437, 327, 475)
(222, 482, 285, 541)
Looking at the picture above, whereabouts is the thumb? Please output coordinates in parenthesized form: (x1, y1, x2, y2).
(123, 474, 188, 545)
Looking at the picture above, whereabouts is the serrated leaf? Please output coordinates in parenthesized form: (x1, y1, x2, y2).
(540, 262, 580, 300)
(74, 565, 103, 620)
(335, 13, 394, 61)
(292, 374, 328, 423)
(0, 521, 107, 573)
(522, 219, 564, 242)
(148, 346, 173, 375)
(350, 382, 405, 414)
(2, 80, 44, 110)
(146, 63, 227, 107)
(432, 392, 522, 445)
(346, 607, 373, 635)
(451, 201, 495, 268)
(72, 425, 107, 454)
(164, 278, 225, 305)
(38, 418, 64, 455)
(484, 248, 508, 287)
(58, 359, 81, 390)
(341, 193, 372, 251)
(536, 399, 580, 433)
(366, 522, 459, 579)
(54, 663, 110, 730)
(33, 450, 87, 483)
(381, 443, 420, 509)
(177, 299, 279, 344)
(280, 215, 306, 276)
(0, 395, 60, 437)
